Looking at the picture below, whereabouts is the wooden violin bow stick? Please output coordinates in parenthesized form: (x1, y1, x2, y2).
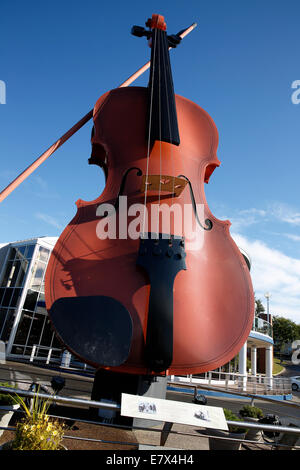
(0, 23, 196, 203)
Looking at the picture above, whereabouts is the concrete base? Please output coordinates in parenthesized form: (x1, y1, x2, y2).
(90, 369, 168, 427)
(131, 375, 167, 428)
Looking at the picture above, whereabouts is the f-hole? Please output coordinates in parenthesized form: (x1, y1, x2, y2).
(89, 126, 108, 181)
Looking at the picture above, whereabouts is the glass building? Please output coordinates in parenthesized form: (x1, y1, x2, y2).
(0, 237, 63, 362)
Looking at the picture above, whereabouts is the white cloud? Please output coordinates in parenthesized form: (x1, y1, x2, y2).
(216, 214, 260, 232)
(284, 233, 300, 242)
(212, 202, 300, 322)
(24, 175, 60, 200)
(214, 207, 268, 233)
(216, 202, 300, 234)
(270, 202, 300, 226)
(232, 232, 300, 324)
(33, 175, 48, 191)
(239, 208, 267, 217)
(35, 212, 62, 230)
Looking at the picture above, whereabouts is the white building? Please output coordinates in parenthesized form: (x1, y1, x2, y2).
(0, 237, 63, 363)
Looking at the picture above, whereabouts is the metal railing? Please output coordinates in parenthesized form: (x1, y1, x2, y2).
(0, 384, 299, 450)
(252, 317, 273, 337)
(0, 384, 120, 411)
(167, 379, 300, 412)
(175, 371, 292, 395)
(29, 345, 62, 365)
(26, 344, 95, 373)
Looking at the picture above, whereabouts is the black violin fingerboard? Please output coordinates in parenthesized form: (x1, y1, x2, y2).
(148, 28, 180, 146)
(137, 234, 187, 373)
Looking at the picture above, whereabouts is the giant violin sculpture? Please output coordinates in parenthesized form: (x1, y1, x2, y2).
(45, 14, 255, 375)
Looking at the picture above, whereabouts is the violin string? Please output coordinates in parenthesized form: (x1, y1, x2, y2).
(162, 39, 187, 244)
(157, 29, 162, 238)
(161, 34, 175, 242)
(142, 27, 157, 239)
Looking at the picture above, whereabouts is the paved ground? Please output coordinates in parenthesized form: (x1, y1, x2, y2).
(277, 359, 300, 379)
(0, 360, 299, 451)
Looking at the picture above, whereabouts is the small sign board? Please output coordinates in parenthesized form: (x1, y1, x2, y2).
(121, 393, 228, 431)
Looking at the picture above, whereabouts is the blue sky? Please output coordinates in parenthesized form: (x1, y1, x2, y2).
(1, 0, 300, 323)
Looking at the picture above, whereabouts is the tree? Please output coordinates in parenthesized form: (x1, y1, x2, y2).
(272, 316, 300, 352)
(255, 298, 265, 316)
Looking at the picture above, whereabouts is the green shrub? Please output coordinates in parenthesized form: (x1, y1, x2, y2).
(0, 382, 17, 406)
(239, 404, 263, 419)
(224, 408, 245, 434)
(12, 414, 65, 450)
(10, 386, 66, 450)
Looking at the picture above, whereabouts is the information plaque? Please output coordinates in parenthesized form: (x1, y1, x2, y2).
(121, 393, 228, 431)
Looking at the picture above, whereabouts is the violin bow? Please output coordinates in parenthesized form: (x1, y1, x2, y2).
(0, 23, 196, 203)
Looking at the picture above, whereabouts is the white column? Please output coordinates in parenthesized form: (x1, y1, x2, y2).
(251, 346, 257, 376)
(265, 345, 273, 389)
(238, 342, 247, 391)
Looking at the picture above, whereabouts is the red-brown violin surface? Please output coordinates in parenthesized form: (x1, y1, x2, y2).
(45, 15, 254, 376)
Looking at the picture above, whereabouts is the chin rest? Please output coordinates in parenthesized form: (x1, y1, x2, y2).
(49, 296, 132, 367)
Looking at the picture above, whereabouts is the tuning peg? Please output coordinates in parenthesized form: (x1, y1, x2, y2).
(131, 25, 151, 39)
(167, 34, 182, 48)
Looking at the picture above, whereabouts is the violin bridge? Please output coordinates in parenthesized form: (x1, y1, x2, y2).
(140, 175, 188, 197)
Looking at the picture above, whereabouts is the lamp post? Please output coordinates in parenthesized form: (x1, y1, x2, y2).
(264, 292, 271, 324)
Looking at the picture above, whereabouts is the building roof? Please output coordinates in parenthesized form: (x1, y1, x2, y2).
(0, 236, 58, 250)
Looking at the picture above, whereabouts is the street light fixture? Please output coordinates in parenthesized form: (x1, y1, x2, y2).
(264, 292, 271, 324)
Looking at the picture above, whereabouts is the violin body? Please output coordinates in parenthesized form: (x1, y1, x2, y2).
(45, 84, 255, 375)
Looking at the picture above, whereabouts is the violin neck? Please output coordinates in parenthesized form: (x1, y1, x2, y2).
(148, 27, 180, 146)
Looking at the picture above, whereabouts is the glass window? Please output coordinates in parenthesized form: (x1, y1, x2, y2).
(9, 261, 20, 287)
(16, 246, 26, 256)
(0, 288, 5, 305)
(26, 245, 35, 259)
(8, 247, 17, 260)
(40, 318, 54, 348)
(15, 247, 26, 263)
(11, 345, 25, 355)
(23, 289, 38, 312)
(9, 245, 30, 262)
(38, 246, 49, 263)
(36, 292, 46, 314)
(1, 258, 27, 288)
(30, 261, 46, 291)
(1, 261, 13, 287)
(26, 313, 45, 347)
(10, 288, 22, 308)
(2, 289, 13, 307)
(24, 345, 33, 356)
(16, 259, 29, 287)
(0, 309, 16, 342)
(14, 311, 33, 345)
(0, 308, 8, 337)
